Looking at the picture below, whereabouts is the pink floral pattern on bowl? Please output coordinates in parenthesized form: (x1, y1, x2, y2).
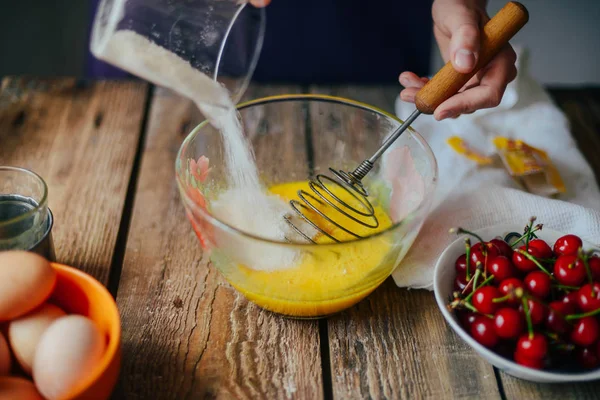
(184, 156, 213, 250)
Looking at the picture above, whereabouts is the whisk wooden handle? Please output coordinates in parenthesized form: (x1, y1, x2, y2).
(415, 1, 529, 115)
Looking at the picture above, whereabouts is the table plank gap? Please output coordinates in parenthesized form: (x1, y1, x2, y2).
(113, 85, 324, 399)
(309, 85, 502, 399)
(0, 77, 148, 284)
(107, 84, 156, 297)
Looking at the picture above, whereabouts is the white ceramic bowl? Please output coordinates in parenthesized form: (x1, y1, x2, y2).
(434, 223, 600, 383)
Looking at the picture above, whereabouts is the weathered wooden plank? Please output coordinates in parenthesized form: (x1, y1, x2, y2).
(548, 88, 600, 186)
(0, 77, 148, 283)
(114, 85, 323, 399)
(309, 85, 502, 399)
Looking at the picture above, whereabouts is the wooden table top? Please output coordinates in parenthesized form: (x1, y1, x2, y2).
(1, 77, 600, 399)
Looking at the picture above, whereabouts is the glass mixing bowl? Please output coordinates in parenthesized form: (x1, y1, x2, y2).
(176, 95, 438, 318)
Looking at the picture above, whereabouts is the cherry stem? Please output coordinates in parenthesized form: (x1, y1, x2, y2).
(462, 301, 479, 314)
(565, 307, 600, 320)
(522, 297, 534, 340)
(451, 227, 485, 244)
(464, 271, 490, 303)
(552, 284, 580, 291)
(516, 249, 554, 278)
(492, 292, 512, 304)
(465, 238, 472, 280)
(472, 262, 483, 294)
(509, 221, 542, 249)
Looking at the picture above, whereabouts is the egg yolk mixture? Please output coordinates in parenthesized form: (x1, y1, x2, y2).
(227, 181, 396, 318)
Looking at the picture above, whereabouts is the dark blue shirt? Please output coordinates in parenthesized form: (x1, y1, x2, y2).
(253, 0, 433, 84)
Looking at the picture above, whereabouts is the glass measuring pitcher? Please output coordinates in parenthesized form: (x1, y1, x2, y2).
(90, 0, 265, 106)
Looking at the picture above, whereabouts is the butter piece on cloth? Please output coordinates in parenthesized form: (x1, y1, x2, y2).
(386, 46, 600, 290)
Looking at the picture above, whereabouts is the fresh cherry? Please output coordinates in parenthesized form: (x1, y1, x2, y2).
(577, 346, 600, 369)
(473, 286, 501, 314)
(512, 245, 543, 272)
(454, 273, 469, 291)
(470, 242, 500, 268)
(494, 308, 524, 339)
(470, 316, 498, 348)
(528, 239, 553, 259)
(499, 278, 525, 307)
(545, 301, 573, 335)
(458, 311, 478, 329)
(576, 283, 600, 313)
(589, 256, 600, 281)
(553, 234, 583, 257)
(562, 291, 580, 311)
(516, 333, 548, 360)
(554, 254, 587, 287)
(571, 317, 600, 347)
(514, 351, 544, 369)
(455, 254, 468, 274)
(490, 238, 513, 258)
(519, 298, 547, 325)
(489, 256, 516, 283)
(524, 271, 552, 299)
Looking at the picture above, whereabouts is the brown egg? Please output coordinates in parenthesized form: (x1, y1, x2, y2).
(8, 303, 66, 375)
(0, 333, 10, 376)
(33, 315, 106, 400)
(0, 252, 56, 321)
(0, 376, 44, 400)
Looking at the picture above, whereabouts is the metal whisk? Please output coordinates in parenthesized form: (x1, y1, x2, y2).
(284, 1, 529, 244)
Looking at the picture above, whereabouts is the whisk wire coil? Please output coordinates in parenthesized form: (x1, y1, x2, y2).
(285, 167, 379, 243)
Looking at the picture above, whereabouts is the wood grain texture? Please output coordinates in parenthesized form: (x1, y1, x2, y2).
(548, 88, 600, 186)
(310, 85, 502, 399)
(0, 77, 148, 283)
(113, 85, 323, 400)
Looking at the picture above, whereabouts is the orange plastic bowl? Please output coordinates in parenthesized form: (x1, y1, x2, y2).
(48, 263, 121, 400)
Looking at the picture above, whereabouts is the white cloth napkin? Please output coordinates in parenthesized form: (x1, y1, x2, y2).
(389, 46, 600, 290)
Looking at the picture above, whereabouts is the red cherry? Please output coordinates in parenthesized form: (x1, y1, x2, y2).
(512, 245, 543, 272)
(490, 238, 513, 258)
(519, 298, 547, 325)
(554, 254, 586, 287)
(499, 278, 525, 307)
(458, 311, 478, 329)
(571, 317, 600, 347)
(528, 239, 553, 259)
(576, 283, 600, 313)
(473, 286, 501, 314)
(524, 271, 552, 299)
(514, 351, 544, 369)
(494, 308, 524, 339)
(516, 333, 548, 360)
(470, 243, 500, 268)
(589, 256, 600, 281)
(470, 316, 498, 348)
(545, 301, 573, 335)
(488, 256, 516, 283)
(553, 234, 583, 257)
(562, 292, 580, 311)
(454, 273, 469, 291)
(455, 254, 468, 274)
(577, 346, 600, 369)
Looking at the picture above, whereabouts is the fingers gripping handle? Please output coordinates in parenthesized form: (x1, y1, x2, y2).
(415, 1, 529, 115)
